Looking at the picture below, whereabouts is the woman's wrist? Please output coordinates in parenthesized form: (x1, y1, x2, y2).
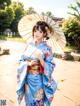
(39, 58, 45, 67)
(28, 61, 31, 66)
(26, 60, 31, 66)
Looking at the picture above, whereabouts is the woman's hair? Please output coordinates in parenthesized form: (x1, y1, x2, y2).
(32, 21, 50, 40)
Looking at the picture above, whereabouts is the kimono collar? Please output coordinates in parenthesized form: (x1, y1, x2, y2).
(30, 40, 46, 47)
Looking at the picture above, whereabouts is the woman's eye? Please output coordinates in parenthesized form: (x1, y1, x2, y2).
(34, 30, 36, 32)
(40, 31, 42, 33)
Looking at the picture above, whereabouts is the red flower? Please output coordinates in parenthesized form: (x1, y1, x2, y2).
(49, 96, 54, 102)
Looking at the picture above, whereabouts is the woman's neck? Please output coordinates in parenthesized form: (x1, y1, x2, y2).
(33, 39, 43, 45)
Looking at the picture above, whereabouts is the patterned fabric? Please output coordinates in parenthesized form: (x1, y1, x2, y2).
(16, 41, 57, 106)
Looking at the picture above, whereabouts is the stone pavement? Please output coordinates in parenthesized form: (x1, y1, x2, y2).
(0, 41, 80, 106)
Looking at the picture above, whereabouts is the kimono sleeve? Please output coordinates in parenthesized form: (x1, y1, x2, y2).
(18, 42, 30, 64)
(42, 46, 57, 105)
(18, 54, 26, 64)
(16, 54, 28, 105)
(44, 47, 55, 78)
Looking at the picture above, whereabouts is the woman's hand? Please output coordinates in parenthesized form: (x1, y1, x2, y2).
(25, 60, 38, 66)
(34, 52, 45, 67)
(30, 60, 38, 66)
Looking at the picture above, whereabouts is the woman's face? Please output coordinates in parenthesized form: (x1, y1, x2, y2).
(33, 27, 45, 42)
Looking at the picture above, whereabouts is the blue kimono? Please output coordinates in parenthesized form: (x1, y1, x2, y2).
(16, 41, 57, 106)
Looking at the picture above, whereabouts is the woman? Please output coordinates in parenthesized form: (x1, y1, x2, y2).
(16, 21, 57, 106)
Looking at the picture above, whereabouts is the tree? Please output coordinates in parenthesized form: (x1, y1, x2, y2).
(62, 17, 80, 49)
(68, 0, 80, 21)
(26, 7, 36, 15)
(41, 11, 54, 19)
(0, 0, 11, 9)
(0, 6, 14, 32)
(10, 2, 26, 33)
